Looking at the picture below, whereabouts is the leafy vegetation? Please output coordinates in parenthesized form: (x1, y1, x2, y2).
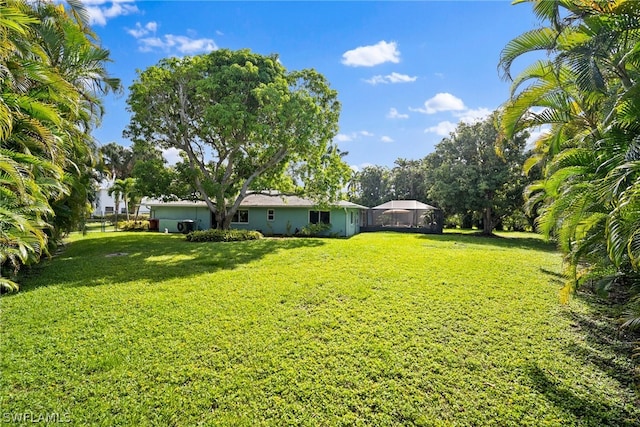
(126, 49, 352, 230)
(351, 161, 427, 208)
(499, 1, 640, 330)
(0, 0, 119, 291)
(1, 232, 638, 425)
(348, 114, 533, 233)
(117, 220, 150, 232)
(185, 228, 263, 242)
(296, 222, 332, 237)
(424, 113, 530, 235)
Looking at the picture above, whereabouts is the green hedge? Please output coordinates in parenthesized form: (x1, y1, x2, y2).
(185, 229, 263, 242)
(117, 220, 150, 231)
(296, 222, 332, 237)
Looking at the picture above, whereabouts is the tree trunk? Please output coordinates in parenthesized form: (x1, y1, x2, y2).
(483, 205, 493, 235)
(215, 211, 232, 230)
(114, 199, 120, 230)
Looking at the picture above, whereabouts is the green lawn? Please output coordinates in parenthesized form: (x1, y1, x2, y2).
(1, 232, 638, 426)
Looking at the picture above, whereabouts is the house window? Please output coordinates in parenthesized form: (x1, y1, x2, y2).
(232, 209, 249, 223)
(350, 211, 355, 224)
(309, 210, 330, 225)
(104, 206, 114, 214)
(267, 209, 275, 221)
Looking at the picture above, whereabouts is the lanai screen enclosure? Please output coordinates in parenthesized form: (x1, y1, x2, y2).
(363, 200, 443, 234)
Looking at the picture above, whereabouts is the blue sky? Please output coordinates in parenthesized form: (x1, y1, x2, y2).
(87, 1, 541, 169)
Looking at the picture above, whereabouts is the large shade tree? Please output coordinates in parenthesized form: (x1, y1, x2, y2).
(425, 113, 529, 235)
(126, 49, 351, 229)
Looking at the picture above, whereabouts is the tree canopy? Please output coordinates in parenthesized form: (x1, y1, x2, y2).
(425, 113, 529, 235)
(126, 49, 351, 229)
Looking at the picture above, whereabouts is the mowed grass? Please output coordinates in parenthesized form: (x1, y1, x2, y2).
(1, 232, 639, 426)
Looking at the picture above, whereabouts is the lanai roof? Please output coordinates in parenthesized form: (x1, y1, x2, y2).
(372, 200, 438, 210)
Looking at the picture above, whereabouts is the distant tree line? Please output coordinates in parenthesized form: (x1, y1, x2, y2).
(350, 113, 533, 235)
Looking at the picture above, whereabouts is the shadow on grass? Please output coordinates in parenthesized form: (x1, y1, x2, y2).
(525, 364, 639, 426)
(417, 232, 558, 252)
(14, 233, 325, 293)
(562, 292, 640, 390)
(525, 290, 640, 425)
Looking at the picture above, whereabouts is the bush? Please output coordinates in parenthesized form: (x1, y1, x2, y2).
(185, 229, 263, 242)
(118, 220, 150, 231)
(501, 210, 533, 232)
(296, 223, 332, 237)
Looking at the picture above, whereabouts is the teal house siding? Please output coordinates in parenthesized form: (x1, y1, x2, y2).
(146, 193, 368, 237)
(231, 207, 362, 237)
(231, 207, 307, 235)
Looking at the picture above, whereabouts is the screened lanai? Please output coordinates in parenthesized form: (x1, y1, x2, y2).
(362, 200, 443, 234)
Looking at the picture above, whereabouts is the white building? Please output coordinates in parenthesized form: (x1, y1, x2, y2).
(92, 180, 150, 217)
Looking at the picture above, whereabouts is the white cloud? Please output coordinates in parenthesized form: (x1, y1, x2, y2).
(335, 134, 353, 142)
(364, 72, 417, 85)
(364, 75, 386, 85)
(380, 136, 394, 143)
(454, 107, 492, 124)
(342, 40, 400, 67)
(85, 0, 139, 26)
(411, 93, 466, 114)
(335, 131, 374, 142)
(126, 18, 217, 55)
(387, 108, 409, 119)
(137, 34, 217, 54)
(162, 147, 182, 166)
(425, 121, 457, 136)
(127, 21, 157, 38)
(525, 125, 551, 149)
(386, 72, 417, 83)
(350, 162, 374, 173)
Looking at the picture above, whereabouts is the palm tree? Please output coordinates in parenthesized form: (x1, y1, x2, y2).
(109, 178, 137, 224)
(28, 1, 121, 239)
(100, 142, 134, 180)
(499, 0, 640, 301)
(0, 0, 119, 290)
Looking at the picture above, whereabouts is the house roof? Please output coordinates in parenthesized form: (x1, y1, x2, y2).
(145, 193, 368, 210)
(372, 200, 439, 210)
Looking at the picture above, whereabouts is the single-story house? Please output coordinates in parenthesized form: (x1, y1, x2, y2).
(145, 192, 369, 237)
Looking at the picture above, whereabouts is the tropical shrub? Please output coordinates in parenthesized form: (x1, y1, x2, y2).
(117, 220, 149, 231)
(499, 1, 640, 335)
(0, 0, 119, 292)
(185, 229, 263, 242)
(296, 223, 332, 237)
